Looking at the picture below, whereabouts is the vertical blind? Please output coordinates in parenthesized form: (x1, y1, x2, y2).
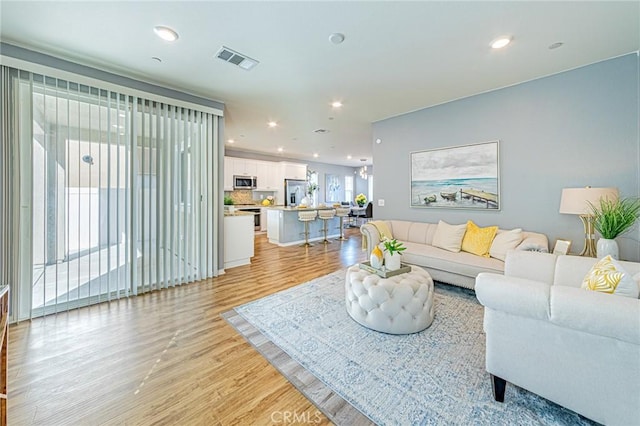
(0, 66, 220, 321)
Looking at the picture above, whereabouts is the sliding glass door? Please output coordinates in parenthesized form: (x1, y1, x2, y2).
(2, 67, 220, 320)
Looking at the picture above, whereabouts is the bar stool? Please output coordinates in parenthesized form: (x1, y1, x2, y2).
(318, 209, 336, 244)
(298, 210, 318, 247)
(335, 207, 351, 240)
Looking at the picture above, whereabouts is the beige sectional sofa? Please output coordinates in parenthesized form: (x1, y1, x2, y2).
(360, 220, 548, 289)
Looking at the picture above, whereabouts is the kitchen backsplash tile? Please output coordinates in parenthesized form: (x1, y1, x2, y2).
(226, 190, 257, 205)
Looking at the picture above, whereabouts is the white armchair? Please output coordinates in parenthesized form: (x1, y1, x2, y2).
(476, 251, 640, 426)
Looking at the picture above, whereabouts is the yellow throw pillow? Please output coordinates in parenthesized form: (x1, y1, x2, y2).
(582, 255, 639, 298)
(461, 221, 498, 257)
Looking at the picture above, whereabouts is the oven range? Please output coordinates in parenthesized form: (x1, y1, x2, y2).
(233, 206, 262, 230)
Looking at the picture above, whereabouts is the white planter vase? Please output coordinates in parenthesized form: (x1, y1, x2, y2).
(597, 238, 619, 260)
(384, 251, 402, 271)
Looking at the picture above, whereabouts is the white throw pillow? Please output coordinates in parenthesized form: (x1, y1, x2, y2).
(489, 228, 523, 261)
(516, 236, 549, 253)
(432, 220, 467, 253)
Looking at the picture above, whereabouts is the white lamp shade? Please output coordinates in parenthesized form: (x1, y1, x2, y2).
(559, 187, 619, 215)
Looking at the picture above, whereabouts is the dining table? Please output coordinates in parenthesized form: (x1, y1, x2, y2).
(348, 206, 367, 227)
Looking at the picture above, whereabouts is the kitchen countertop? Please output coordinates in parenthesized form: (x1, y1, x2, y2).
(224, 211, 257, 217)
(266, 206, 340, 211)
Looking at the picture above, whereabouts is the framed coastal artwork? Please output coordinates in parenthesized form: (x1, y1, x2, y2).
(410, 140, 500, 210)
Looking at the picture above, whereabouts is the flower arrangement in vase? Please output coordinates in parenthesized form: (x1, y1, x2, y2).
(307, 182, 318, 197)
(355, 193, 367, 207)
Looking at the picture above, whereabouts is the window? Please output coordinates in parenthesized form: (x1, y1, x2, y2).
(2, 66, 221, 320)
(345, 175, 354, 203)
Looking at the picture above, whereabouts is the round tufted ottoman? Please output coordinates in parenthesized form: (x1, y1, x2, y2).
(345, 264, 435, 334)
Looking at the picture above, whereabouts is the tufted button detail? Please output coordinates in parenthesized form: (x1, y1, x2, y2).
(344, 264, 434, 334)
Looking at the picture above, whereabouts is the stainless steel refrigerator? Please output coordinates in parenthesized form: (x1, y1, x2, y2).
(284, 179, 306, 206)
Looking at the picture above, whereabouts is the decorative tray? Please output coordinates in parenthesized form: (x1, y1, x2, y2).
(359, 261, 411, 278)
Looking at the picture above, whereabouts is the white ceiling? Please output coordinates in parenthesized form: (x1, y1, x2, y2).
(1, 1, 638, 167)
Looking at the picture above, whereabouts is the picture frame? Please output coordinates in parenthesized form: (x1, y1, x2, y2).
(553, 239, 572, 255)
(325, 174, 343, 203)
(410, 140, 500, 210)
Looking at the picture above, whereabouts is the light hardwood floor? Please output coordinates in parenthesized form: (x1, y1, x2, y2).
(8, 228, 367, 425)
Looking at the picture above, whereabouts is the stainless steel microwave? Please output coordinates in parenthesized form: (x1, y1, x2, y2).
(233, 175, 257, 189)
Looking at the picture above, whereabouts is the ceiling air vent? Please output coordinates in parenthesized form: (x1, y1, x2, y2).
(215, 46, 259, 70)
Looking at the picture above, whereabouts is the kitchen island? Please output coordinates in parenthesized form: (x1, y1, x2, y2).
(266, 206, 341, 246)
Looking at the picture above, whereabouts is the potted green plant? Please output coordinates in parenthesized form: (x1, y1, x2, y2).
(382, 237, 406, 271)
(224, 195, 234, 205)
(589, 196, 640, 259)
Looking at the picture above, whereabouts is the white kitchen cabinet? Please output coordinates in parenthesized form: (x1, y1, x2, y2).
(256, 161, 281, 190)
(225, 157, 304, 194)
(255, 161, 268, 186)
(233, 158, 257, 177)
(224, 157, 234, 190)
(256, 161, 278, 191)
(267, 163, 282, 189)
(282, 162, 307, 180)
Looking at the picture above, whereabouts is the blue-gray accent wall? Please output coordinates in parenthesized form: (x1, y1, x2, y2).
(372, 54, 640, 261)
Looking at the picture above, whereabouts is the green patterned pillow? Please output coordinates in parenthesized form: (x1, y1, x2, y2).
(581, 255, 639, 298)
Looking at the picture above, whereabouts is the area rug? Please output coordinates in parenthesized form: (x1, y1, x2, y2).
(223, 270, 595, 426)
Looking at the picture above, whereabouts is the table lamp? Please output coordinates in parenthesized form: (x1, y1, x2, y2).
(559, 187, 618, 257)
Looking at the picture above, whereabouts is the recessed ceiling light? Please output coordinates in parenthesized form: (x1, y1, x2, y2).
(347, 155, 352, 159)
(549, 42, 564, 50)
(376, 138, 382, 144)
(151, 57, 162, 63)
(329, 33, 345, 45)
(268, 121, 278, 128)
(277, 147, 284, 152)
(313, 153, 319, 158)
(227, 139, 235, 144)
(491, 37, 512, 49)
(153, 26, 179, 42)
(331, 101, 343, 108)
